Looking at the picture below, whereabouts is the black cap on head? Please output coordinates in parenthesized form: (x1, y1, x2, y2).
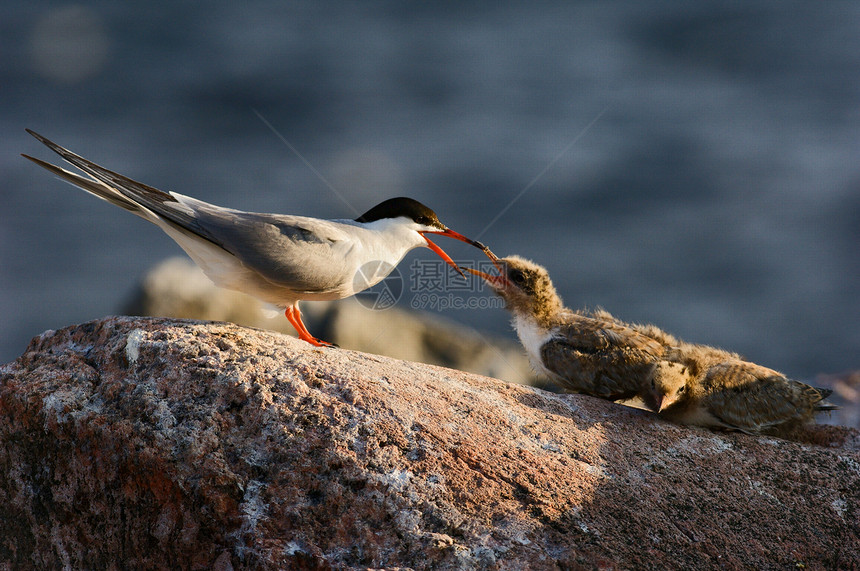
(355, 197, 445, 229)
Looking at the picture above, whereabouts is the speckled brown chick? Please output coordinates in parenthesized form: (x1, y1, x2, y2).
(468, 255, 672, 401)
(470, 253, 837, 434)
(643, 356, 837, 435)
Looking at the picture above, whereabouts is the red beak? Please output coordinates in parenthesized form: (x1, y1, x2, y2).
(465, 266, 511, 289)
(421, 228, 487, 278)
(422, 228, 486, 249)
(464, 249, 510, 288)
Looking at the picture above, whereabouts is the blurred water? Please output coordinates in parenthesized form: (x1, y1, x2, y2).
(2, 1, 858, 378)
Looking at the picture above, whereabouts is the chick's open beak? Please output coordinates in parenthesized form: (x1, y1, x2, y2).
(465, 266, 511, 289)
(461, 245, 509, 288)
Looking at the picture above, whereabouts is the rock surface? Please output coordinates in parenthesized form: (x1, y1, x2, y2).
(1, 316, 859, 570)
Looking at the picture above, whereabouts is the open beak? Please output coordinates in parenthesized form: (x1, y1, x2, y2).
(420, 228, 487, 278)
(423, 227, 485, 249)
(464, 266, 511, 289)
(464, 249, 510, 289)
(464, 266, 494, 281)
(422, 234, 465, 277)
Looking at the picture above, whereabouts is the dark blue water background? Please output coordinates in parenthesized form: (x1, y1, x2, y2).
(2, 2, 858, 378)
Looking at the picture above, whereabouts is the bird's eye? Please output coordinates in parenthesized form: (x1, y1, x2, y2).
(678, 386, 687, 394)
(415, 216, 430, 225)
(509, 269, 526, 285)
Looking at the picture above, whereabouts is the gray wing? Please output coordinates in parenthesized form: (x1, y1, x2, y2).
(540, 315, 665, 399)
(189, 205, 355, 293)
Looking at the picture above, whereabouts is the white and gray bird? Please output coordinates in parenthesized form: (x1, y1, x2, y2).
(23, 130, 485, 346)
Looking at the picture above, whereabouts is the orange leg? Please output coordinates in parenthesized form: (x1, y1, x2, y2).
(285, 305, 336, 347)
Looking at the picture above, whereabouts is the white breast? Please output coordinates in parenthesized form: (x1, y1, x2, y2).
(512, 314, 556, 379)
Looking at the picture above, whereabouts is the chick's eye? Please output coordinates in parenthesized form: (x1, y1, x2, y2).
(678, 386, 687, 394)
(509, 269, 526, 285)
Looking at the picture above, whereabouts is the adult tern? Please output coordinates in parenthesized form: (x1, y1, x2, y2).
(23, 129, 485, 346)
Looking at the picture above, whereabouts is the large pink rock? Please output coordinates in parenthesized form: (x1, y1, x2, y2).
(1, 316, 858, 569)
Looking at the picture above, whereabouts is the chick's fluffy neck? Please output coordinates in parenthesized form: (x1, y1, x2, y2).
(506, 274, 565, 330)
